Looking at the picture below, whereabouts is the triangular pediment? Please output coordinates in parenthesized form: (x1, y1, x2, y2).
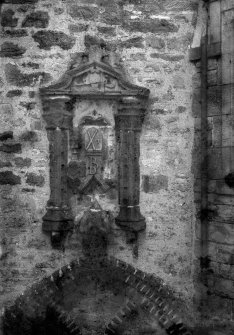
(40, 61, 149, 98)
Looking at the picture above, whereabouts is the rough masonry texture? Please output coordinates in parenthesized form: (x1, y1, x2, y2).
(0, 0, 233, 334)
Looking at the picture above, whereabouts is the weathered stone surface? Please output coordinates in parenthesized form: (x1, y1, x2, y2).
(14, 157, 32, 168)
(22, 188, 35, 193)
(164, 0, 198, 11)
(84, 35, 107, 49)
(0, 171, 21, 185)
(68, 5, 98, 20)
(54, 7, 64, 15)
(123, 19, 179, 34)
(150, 53, 184, 61)
(100, 6, 122, 25)
(1, 29, 28, 38)
(130, 53, 146, 61)
(167, 33, 194, 52)
(97, 26, 116, 36)
(0, 42, 26, 57)
(6, 90, 23, 98)
(146, 36, 165, 49)
(33, 120, 42, 130)
(22, 11, 49, 28)
(212, 277, 234, 299)
(144, 64, 160, 73)
(29, 91, 35, 98)
(120, 37, 144, 49)
(0, 140, 21, 153)
(1, 9, 18, 28)
(32, 31, 75, 50)
(0, 131, 13, 141)
(4, 0, 38, 3)
(175, 106, 186, 113)
(69, 24, 88, 34)
(21, 62, 40, 69)
(26, 172, 45, 187)
(20, 130, 38, 142)
(209, 222, 234, 246)
(20, 102, 36, 111)
(144, 115, 161, 131)
(142, 174, 168, 193)
(173, 75, 185, 89)
(5, 64, 51, 87)
(152, 108, 169, 115)
(0, 161, 12, 168)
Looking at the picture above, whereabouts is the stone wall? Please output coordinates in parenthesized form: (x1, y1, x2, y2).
(191, 1, 234, 332)
(0, 0, 201, 326)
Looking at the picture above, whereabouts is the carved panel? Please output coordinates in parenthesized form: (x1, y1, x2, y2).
(40, 54, 149, 244)
(68, 116, 114, 195)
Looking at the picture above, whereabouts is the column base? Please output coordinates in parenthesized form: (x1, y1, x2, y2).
(115, 206, 146, 232)
(42, 206, 74, 232)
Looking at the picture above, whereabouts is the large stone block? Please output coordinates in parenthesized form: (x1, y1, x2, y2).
(19, 130, 38, 142)
(209, 222, 234, 246)
(164, 0, 198, 11)
(206, 294, 233, 323)
(5, 64, 52, 87)
(123, 18, 179, 33)
(120, 37, 144, 49)
(69, 24, 88, 34)
(207, 86, 222, 117)
(32, 31, 75, 50)
(146, 36, 165, 49)
(0, 131, 13, 141)
(150, 53, 184, 61)
(0, 161, 12, 168)
(26, 172, 45, 187)
(6, 90, 23, 98)
(167, 33, 193, 52)
(0, 42, 26, 58)
(0, 140, 21, 153)
(97, 26, 116, 36)
(1, 9, 18, 28)
(1, 29, 28, 38)
(213, 277, 234, 298)
(4, 0, 38, 3)
(14, 157, 32, 168)
(22, 11, 49, 28)
(67, 5, 98, 20)
(142, 174, 168, 193)
(0, 171, 21, 185)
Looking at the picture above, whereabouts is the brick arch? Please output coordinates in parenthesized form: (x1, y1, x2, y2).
(3, 257, 192, 335)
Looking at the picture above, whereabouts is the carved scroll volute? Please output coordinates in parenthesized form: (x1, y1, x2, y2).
(41, 96, 74, 247)
(115, 97, 146, 236)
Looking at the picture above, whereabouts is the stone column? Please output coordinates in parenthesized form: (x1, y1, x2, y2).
(115, 97, 146, 233)
(42, 96, 74, 235)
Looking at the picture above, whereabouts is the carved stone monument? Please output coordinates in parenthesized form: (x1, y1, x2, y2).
(40, 52, 149, 245)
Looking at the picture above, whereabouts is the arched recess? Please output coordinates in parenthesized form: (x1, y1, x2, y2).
(40, 55, 150, 246)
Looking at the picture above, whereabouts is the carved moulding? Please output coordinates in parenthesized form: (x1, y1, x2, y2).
(40, 57, 149, 246)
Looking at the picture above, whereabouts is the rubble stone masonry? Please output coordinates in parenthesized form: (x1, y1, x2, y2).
(0, 0, 233, 333)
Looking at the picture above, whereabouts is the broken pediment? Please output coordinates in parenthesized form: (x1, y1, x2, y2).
(40, 61, 149, 98)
